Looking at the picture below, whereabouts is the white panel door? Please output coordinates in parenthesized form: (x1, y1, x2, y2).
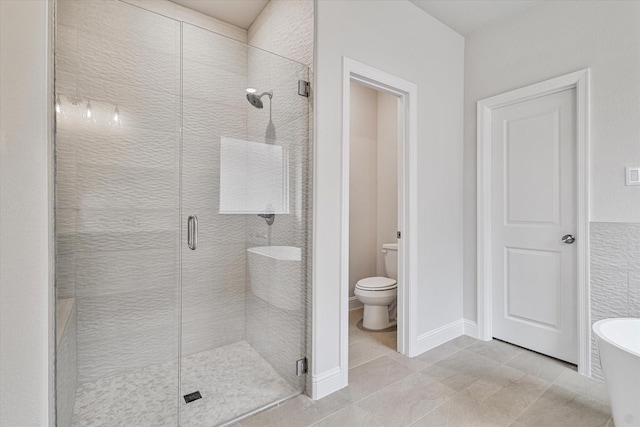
(491, 88, 577, 364)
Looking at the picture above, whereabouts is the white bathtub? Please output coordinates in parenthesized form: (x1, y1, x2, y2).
(247, 246, 302, 310)
(593, 318, 640, 426)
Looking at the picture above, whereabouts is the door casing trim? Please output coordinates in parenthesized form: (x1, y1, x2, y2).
(476, 69, 591, 376)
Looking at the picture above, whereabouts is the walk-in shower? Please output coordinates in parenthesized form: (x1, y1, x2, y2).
(54, 1, 312, 425)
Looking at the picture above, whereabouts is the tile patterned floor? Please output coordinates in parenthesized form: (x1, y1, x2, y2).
(241, 308, 613, 427)
(71, 341, 296, 427)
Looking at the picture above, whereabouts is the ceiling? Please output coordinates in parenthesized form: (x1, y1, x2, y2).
(169, 0, 543, 36)
(169, 0, 269, 29)
(409, 0, 543, 35)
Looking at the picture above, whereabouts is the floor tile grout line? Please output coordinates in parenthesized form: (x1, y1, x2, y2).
(499, 348, 525, 366)
(347, 339, 396, 370)
(406, 383, 461, 427)
(552, 381, 610, 408)
(343, 356, 419, 407)
(507, 380, 554, 426)
(306, 406, 342, 427)
(348, 355, 386, 371)
(415, 347, 465, 366)
(359, 332, 475, 368)
(387, 353, 433, 372)
(466, 341, 525, 367)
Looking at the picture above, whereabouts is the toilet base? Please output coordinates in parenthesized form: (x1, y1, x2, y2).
(362, 305, 394, 330)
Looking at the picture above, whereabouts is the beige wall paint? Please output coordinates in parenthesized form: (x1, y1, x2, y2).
(348, 83, 399, 297)
(349, 82, 379, 297)
(376, 91, 398, 277)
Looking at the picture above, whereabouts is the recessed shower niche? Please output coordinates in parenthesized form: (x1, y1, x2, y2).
(53, 0, 313, 425)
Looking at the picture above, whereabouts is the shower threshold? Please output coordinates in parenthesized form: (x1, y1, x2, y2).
(218, 391, 301, 427)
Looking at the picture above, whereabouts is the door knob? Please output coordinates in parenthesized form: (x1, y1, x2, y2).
(562, 234, 575, 244)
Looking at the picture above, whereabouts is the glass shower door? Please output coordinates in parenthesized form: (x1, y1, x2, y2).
(180, 23, 310, 425)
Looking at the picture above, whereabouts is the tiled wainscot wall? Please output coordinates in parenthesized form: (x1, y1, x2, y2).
(590, 222, 640, 379)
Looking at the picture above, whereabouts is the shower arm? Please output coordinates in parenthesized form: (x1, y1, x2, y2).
(258, 212, 275, 226)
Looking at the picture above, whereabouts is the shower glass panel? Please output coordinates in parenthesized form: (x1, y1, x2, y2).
(54, 1, 181, 426)
(180, 23, 309, 425)
(54, 2, 310, 426)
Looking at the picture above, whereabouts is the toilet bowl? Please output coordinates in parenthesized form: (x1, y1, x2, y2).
(355, 243, 398, 330)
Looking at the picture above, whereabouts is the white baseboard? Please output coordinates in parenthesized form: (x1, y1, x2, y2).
(312, 367, 343, 400)
(349, 296, 363, 310)
(463, 319, 479, 339)
(415, 319, 465, 356)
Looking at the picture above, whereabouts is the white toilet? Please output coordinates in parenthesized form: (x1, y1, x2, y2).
(354, 243, 398, 330)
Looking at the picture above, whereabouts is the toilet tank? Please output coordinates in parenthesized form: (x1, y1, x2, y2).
(382, 243, 398, 280)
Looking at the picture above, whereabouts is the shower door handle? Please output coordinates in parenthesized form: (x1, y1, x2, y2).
(188, 215, 198, 250)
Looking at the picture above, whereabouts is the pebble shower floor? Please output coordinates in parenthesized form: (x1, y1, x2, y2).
(71, 341, 296, 426)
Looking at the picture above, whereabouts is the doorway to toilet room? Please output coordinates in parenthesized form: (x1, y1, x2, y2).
(348, 80, 400, 366)
(340, 58, 419, 388)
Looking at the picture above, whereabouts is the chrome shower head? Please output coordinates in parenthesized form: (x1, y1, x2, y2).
(246, 91, 272, 109)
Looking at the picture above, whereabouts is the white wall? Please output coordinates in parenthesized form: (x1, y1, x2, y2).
(0, 1, 53, 425)
(314, 0, 464, 396)
(463, 0, 640, 321)
(376, 91, 398, 277)
(349, 82, 379, 297)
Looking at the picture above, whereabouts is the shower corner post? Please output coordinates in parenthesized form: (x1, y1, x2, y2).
(50, 0, 58, 424)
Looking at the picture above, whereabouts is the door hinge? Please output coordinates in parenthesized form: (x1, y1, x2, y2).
(397, 231, 401, 239)
(298, 80, 310, 97)
(296, 357, 308, 376)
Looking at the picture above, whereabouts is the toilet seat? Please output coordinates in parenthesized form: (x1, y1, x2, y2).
(355, 277, 397, 291)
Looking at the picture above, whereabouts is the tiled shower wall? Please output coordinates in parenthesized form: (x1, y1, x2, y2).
(590, 222, 640, 379)
(244, 0, 314, 390)
(248, 0, 314, 67)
